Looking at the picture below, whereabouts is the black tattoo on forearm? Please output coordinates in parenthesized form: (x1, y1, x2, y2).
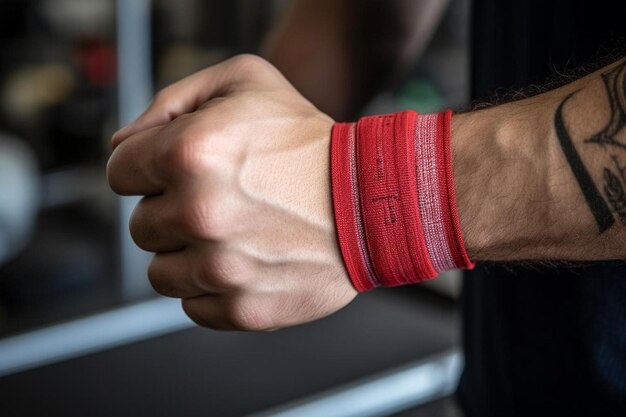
(610, 154, 626, 183)
(554, 60, 626, 234)
(606, 155, 626, 226)
(554, 92, 615, 232)
(603, 167, 626, 225)
(585, 61, 626, 150)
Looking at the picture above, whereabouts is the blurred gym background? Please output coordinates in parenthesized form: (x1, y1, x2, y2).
(0, 1, 470, 416)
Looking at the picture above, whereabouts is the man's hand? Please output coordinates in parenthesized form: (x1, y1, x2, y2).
(107, 54, 357, 331)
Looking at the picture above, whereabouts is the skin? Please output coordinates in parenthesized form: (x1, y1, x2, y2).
(107, 1, 626, 331)
(108, 55, 355, 330)
(107, 54, 626, 331)
(107, 0, 446, 331)
(453, 58, 626, 261)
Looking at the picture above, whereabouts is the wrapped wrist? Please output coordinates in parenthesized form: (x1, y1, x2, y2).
(330, 109, 474, 292)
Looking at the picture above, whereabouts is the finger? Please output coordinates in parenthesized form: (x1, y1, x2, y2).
(148, 250, 222, 299)
(129, 194, 189, 252)
(183, 293, 274, 331)
(181, 295, 233, 330)
(112, 54, 268, 147)
(107, 124, 166, 196)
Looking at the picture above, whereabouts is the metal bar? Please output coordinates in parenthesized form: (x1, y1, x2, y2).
(0, 298, 194, 378)
(248, 350, 462, 417)
(116, 0, 154, 299)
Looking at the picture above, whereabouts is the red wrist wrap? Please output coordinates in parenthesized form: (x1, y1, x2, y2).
(330, 110, 474, 292)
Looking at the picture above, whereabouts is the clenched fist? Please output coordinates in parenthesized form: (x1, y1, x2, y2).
(107, 55, 357, 330)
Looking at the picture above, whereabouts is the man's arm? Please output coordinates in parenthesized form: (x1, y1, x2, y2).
(107, 55, 626, 331)
(262, 0, 448, 120)
(453, 57, 626, 261)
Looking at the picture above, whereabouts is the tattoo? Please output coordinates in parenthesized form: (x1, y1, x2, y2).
(585, 61, 626, 150)
(602, 167, 626, 226)
(554, 60, 626, 234)
(554, 92, 615, 232)
(611, 154, 626, 182)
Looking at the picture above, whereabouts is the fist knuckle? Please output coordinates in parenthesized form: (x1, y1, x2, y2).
(228, 54, 275, 81)
(152, 87, 173, 106)
(202, 249, 246, 289)
(229, 53, 267, 71)
(178, 201, 209, 239)
(160, 134, 207, 177)
(177, 199, 226, 240)
(202, 201, 227, 236)
(228, 299, 269, 331)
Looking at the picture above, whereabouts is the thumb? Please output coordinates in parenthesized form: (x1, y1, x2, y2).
(111, 54, 268, 149)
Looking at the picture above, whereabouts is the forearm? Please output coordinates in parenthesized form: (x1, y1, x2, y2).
(262, 0, 448, 120)
(453, 58, 626, 261)
(261, 0, 354, 119)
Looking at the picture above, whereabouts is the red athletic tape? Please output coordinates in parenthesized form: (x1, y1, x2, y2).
(330, 110, 473, 292)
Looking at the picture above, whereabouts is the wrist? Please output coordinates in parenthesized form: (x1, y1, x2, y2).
(451, 100, 555, 260)
(331, 110, 473, 291)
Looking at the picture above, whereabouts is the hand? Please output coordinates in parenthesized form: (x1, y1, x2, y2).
(107, 54, 357, 330)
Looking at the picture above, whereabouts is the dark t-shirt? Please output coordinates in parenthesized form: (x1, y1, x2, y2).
(459, 0, 626, 416)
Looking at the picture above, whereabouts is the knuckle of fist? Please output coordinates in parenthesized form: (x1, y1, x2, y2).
(152, 87, 173, 105)
(178, 202, 210, 239)
(228, 300, 269, 331)
(178, 200, 227, 240)
(203, 250, 246, 289)
(229, 54, 270, 76)
(160, 136, 207, 177)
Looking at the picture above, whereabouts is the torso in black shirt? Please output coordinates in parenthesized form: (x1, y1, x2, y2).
(459, 1, 626, 416)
